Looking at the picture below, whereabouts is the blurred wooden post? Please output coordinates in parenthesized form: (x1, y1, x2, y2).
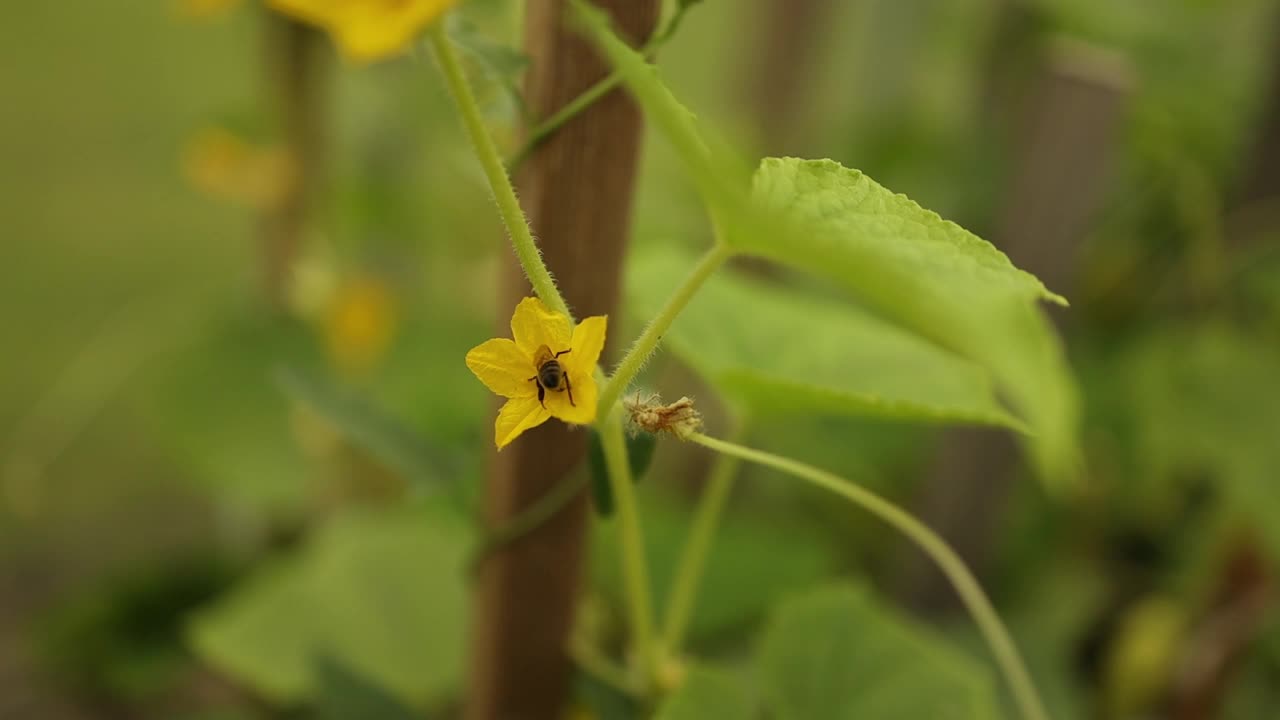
(465, 2, 659, 719)
(895, 40, 1133, 612)
(261, 16, 325, 308)
(1227, 10, 1280, 246)
(744, 0, 834, 156)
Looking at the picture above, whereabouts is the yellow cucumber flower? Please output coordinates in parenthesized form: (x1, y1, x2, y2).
(268, 0, 459, 63)
(182, 127, 294, 209)
(323, 274, 398, 375)
(466, 297, 607, 449)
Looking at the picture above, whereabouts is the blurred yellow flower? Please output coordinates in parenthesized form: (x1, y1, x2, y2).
(324, 275, 399, 375)
(268, 0, 459, 63)
(466, 298, 606, 448)
(182, 127, 295, 209)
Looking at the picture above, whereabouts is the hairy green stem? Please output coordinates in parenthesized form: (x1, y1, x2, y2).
(660, 420, 747, 655)
(687, 433, 1051, 720)
(598, 243, 731, 415)
(599, 411, 659, 686)
(508, 73, 621, 172)
(428, 24, 571, 319)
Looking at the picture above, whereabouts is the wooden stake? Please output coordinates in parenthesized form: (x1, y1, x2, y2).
(260, 15, 325, 309)
(465, 2, 659, 718)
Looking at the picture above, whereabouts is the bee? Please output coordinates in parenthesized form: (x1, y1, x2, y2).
(530, 344, 574, 408)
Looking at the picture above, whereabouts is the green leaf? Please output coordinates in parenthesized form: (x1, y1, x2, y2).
(572, 5, 1077, 484)
(587, 429, 658, 517)
(747, 159, 1064, 306)
(188, 503, 470, 708)
(594, 489, 837, 639)
(629, 247, 1027, 429)
(277, 366, 452, 493)
(656, 666, 754, 720)
(758, 584, 1001, 720)
(743, 158, 1079, 485)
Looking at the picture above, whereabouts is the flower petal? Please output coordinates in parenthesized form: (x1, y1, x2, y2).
(495, 395, 551, 449)
(568, 315, 607, 376)
(511, 296, 572, 358)
(543, 366, 598, 425)
(466, 338, 536, 399)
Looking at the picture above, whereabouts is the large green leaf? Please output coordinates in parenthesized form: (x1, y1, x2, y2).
(629, 247, 1025, 429)
(743, 158, 1078, 484)
(656, 666, 754, 720)
(575, 5, 1076, 484)
(188, 502, 470, 708)
(758, 584, 1001, 720)
(748, 159, 1064, 306)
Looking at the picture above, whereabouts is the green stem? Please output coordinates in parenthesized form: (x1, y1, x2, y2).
(428, 24, 571, 319)
(569, 633, 641, 697)
(598, 243, 731, 415)
(599, 410, 658, 686)
(508, 73, 621, 172)
(687, 433, 1051, 720)
(660, 419, 747, 654)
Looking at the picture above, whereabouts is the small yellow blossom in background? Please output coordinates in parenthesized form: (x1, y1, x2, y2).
(182, 127, 295, 209)
(466, 297, 607, 449)
(178, 0, 243, 21)
(323, 274, 399, 375)
(268, 0, 460, 63)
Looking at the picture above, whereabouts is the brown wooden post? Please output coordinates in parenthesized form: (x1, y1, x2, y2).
(895, 40, 1133, 612)
(260, 15, 325, 308)
(1228, 9, 1280, 243)
(465, 2, 660, 719)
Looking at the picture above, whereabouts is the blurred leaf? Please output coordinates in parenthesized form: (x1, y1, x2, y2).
(313, 655, 419, 720)
(630, 247, 1026, 430)
(587, 430, 658, 518)
(757, 584, 1001, 719)
(743, 158, 1078, 484)
(1125, 325, 1280, 554)
(145, 313, 321, 510)
(189, 502, 470, 707)
(594, 489, 837, 640)
(37, 553, 236, 700)
(575, 669, 643, 720)
(655, 666, 753, 720)
(277, 366, 451, 493)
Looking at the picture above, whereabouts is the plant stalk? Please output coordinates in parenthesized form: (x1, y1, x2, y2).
(599, 410, 659, 686)
(660, 420, 746, 654)
(687, 432, 1051, 720)
(428, 24, 571, 320)
(598, 243, 730, 414)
